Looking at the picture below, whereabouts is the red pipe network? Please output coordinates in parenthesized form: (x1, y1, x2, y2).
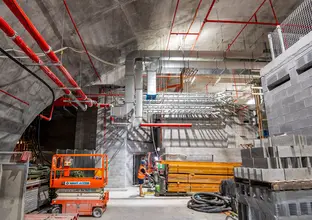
(3, 0, 94, 107)
(3, 0, 111, 109)
(0, 17, 72, 97)
(62, 0, 102, 82)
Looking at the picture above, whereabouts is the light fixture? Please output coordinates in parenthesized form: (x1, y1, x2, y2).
(246, 99, 255, 105)
(190, 76, 196, 85)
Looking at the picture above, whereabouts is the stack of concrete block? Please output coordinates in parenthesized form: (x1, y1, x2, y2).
(237, 181, 312, 220)
(234, 135, 312, 182)
(235, 135, 312, 220)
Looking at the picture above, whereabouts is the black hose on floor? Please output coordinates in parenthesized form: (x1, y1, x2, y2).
(187, 192, 232, 213)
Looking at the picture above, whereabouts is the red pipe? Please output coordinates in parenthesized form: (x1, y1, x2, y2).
(3, 0, 91, 105)
(57, 97, 111, 108)
(0, 88, 29, 106)
(62, 0, 101, 82)
(268, 0, 279, 24)
(205, 19, 278, 26)
(140, 123, 192, 128)
(226, 0, 267, 51)
(191, 0, 217, 50)
(184, 0, 203, 40)
(0, 17, 71, 97)
(39, 104, 55, 121)
(166, 0, 180, 50)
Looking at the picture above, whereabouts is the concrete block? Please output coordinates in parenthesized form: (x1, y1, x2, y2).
(253, 139, 261, 148)
(295, 87, 312, 102)
(280, 123, 293, 133)
(248, 168, 256, 180)
(277, 68, 288, 79)
(275, 145, 302, 157)
(301, 146, 312, 157)
(285, 108, 309, 123)
(261, 169, 285, 182)
(287, 84, 302, 96)
(253, 158, 279, 169)
(236, 167, 243, 178)
(251, 147, 268, 158)
(300, 76, 312, 90)
(293, 117, 312, 130)
(289, 100, 305, 113)
(271, 135, 304, 146)
(254, 168, 262, 181)
(242, 167, 249, 179)
(282, 95, 295, 106)
(304, 96, 312, 108)
(241, 148, 251, 158)
(242, 157, 254, 168)
(284, 168, 312, 181)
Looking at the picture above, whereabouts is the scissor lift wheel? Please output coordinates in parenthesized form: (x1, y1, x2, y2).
(92, 207, 103, 218)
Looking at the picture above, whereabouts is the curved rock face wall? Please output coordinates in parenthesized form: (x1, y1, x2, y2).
(0, 0, 129, 151)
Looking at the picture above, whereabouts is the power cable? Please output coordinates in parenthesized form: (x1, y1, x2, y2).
(187, 192, 232, 213)
(0, 47, 55, 164)
(0, 47, 55, 108)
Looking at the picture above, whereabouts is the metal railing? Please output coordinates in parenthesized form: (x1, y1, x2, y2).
(269, 0, 312, 58)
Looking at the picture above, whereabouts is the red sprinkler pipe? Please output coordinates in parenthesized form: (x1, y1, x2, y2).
(140, 123, 192, 128)
(39, 104, 55, 121)
(205, 20, 278, 26)
(226, 0, 267, 51)
(184, 0, 203, 40)
(0, 89, 29, 106)
(62, 0, 101, 82)
(166, 0, 180, 50)
(191, 0, 217, 50)
(268, 0, 279, 24)
(3, 0, 92, 106)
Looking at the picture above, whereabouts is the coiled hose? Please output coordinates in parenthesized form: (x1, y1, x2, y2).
(187, 192, 232, 213)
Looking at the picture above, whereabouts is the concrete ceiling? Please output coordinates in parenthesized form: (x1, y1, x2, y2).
(0, 0, 302, 151)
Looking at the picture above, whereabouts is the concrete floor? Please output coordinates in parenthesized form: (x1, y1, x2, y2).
(83, 187, 226, 220)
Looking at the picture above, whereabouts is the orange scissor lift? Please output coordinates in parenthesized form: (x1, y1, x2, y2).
(50, 154, 109, 218)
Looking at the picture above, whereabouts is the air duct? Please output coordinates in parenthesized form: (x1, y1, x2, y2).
(147, 70, 157, 100)
(113, 50, 268, 125)
(134, 62, 143, 126)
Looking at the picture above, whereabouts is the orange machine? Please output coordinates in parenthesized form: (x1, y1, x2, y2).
(50, 154, 109, 218)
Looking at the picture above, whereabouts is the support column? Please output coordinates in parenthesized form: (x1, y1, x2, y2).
(125, 60, 135, 114)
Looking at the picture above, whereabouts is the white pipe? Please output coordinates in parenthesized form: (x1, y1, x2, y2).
(268, 33, 275, 59)
(277, 25, 286, 53)
(135, 62, 143, 124)
(157, 60, 267, 70)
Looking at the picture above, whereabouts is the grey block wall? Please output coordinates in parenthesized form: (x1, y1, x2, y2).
(75, 107, 98, 150)
(261, 31, 312, 136)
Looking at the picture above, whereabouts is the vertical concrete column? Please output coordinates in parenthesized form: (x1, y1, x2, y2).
(135, 61, 143, 125)
(125, 60, 135, 114)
